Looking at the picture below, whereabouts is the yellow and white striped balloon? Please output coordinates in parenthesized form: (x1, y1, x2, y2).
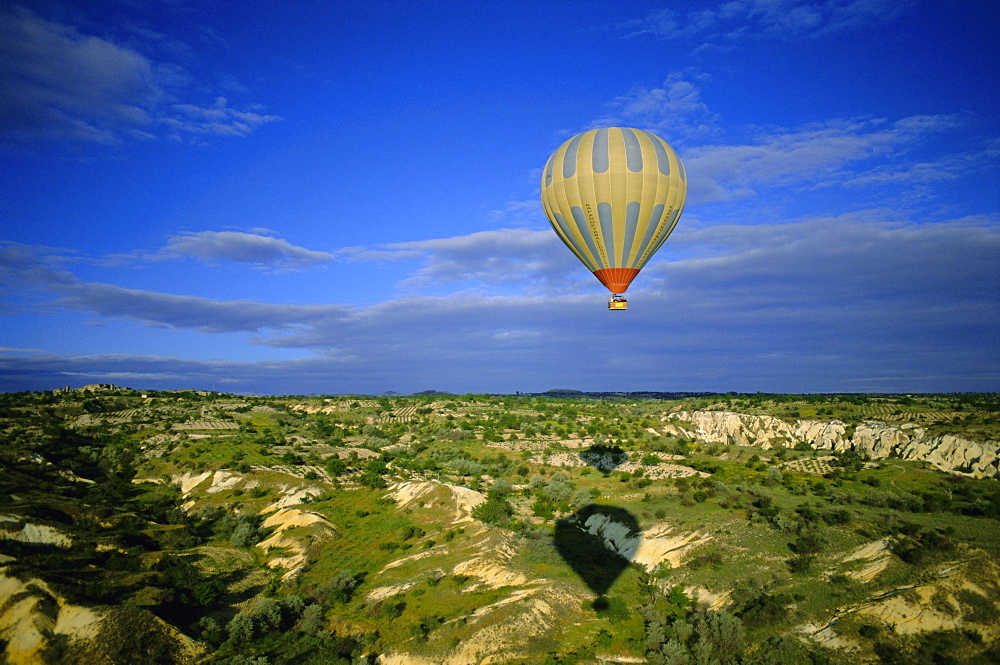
(540, 127, 686, 293)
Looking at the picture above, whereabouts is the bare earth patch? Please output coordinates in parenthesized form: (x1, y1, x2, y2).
(841, 538, 893, 582)
(257, 508, 337, 579)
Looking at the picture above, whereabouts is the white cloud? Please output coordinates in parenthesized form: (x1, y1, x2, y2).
(3, 214, 997, 393)
(334, 229, 588, 296)
(618, 0, 915, 46)
(161, 231, 336, 270)
(0, 6, 280, 148)
(582, 75, 972, 209)
(684, 115, 969, 204)
(162, 97, 282, 138)
(385, 229, 583, 295)
(487, 199, 547, 228)
(591, 72, 721, 142)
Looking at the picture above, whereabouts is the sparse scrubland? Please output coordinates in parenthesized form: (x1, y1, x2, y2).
(1, 387, 998, 664)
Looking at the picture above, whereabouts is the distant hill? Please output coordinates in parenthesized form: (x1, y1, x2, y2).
(537, 389, 721, 400)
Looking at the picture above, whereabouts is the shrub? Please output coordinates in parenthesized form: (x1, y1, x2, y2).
(281, 451, 303, 466)
(532, 496, 555, 520)
(543, 476, 573, 503)
(230, 515, 263, 548)
(489, 478, 513, 496)
(298, 603, 325, 636)
(734, 586, 791, 628)
(358, 470, 387, 489)
(590, 595, 630, 623)
(788, 533, 824, 556)
(956, 589, 999, 624)
(325, 457, 346, 476)
(254, 598, 283, 629)
(473, 494, 515, 527)
(227, 613, 255, 643)
(787, 554, 815, 573)
(312, 570, 363, 605)
(570, 487, 594, 508)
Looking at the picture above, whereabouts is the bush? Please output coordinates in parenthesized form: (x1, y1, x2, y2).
(227, 613, 255, 643)
(298, 603, 325, 636)
(787, 554, 815, 573)
(735, 589, 791, 627)
(570, 487, 594, 508)
(473, 494, 515, 527)
(590, 595, 630, 623)
(230, 515, 263, 548)
(955, 589, 999, 624)
(641, 453, 661, 465)
(281, 451, 303, 466)
(532, 496, 555, 520)
(358, 470, 387, 489)
(489, 478, 513, 496)
(788, 533, 824, 556)
(822, 508, 852, 525)
(311, 570, 363, 605)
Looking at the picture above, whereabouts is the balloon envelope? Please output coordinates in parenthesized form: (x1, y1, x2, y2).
(540, 127, 686, 293)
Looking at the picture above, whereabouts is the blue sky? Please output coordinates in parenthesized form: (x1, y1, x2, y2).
(1, 0, 998, 395)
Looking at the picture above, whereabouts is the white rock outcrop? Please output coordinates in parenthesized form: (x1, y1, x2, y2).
(665, 411, 999, 478)
(581, 514, 712, 571)
(0, 516, 72, 548)
(257, 508, 336, 579)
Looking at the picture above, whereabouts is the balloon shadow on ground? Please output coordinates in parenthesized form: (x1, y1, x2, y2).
(554, 504, 640, 597)
(578, 444, 628, 473)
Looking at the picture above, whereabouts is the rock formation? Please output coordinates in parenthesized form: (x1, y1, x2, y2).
(665, 411, 999, 478)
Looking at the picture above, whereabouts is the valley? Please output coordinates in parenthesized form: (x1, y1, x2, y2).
(1, 388, 998, 664)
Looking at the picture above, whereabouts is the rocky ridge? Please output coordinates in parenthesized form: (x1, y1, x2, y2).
(664, 410, 999, 478)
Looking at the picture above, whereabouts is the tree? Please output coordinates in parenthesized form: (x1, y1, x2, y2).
(358, 469, 387, 489)
(195, 617, 224, 646)
(298, 603, 325, 636)
(570, 487, 594, 508)
(489, 478, 513, 496)
(763, 467, 783, 487)
(650, 639, 689, 665)
(227, 613, 255, 643)
(543, 474, 573, 503)
(313, 570, 363, 604)
(325, 456, 347, 476)
(254, 597, 282, 629)
(231, 515, 263, 548)
(473, 494, 514, 527)
(694, 610, 745, 664)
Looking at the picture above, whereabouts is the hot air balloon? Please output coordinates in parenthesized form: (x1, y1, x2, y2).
(540, 127, 687, 310)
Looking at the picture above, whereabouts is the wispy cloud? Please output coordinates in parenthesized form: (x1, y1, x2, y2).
(617, 0, 915, 47)
(161, 98, 281, 138)
(581, 74, 972, 208)
(384, 229, 585, 295)
(684, 115, 969, 204)
(3, 214, 997, 393)
(0, 242, 345, 334)
(161, 231, 336, 269)
(0, 6, 280, 148)
(98, 230, 338, 272)
(591, 72, 721, 142)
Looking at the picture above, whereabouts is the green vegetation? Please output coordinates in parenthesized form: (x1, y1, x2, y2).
(0, 388, 998, 663)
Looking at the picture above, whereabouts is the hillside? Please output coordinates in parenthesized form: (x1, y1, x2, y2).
(1, 389, 998, 664)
